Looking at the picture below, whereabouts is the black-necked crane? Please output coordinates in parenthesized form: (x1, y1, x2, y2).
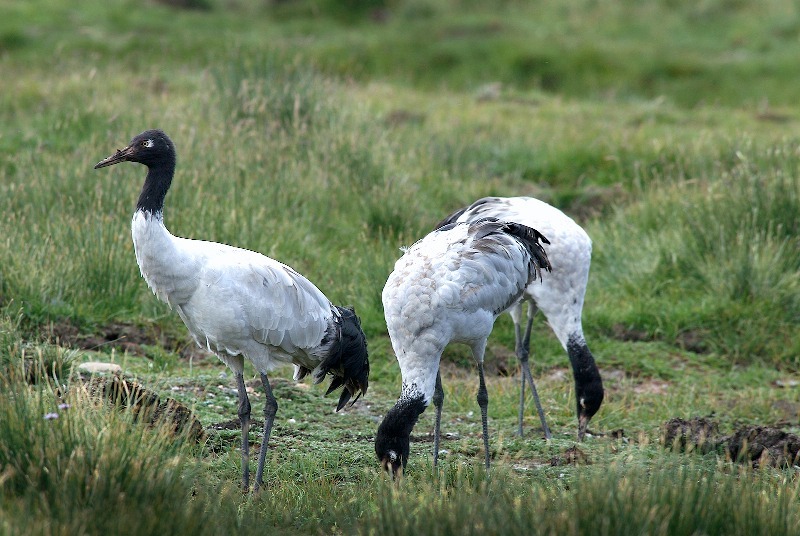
(375, 218, 552, 477)
(435, 196, 603, 441)
(94, 129, 369, 492)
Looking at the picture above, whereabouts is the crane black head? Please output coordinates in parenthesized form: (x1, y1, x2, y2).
(576, 377, 604, 440)
(94, 129, 175, 170)
(94, 129, 177, 215)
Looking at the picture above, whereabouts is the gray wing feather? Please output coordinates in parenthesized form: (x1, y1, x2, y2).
(246, 261, 333, 351)
(192, 251, 333, 354)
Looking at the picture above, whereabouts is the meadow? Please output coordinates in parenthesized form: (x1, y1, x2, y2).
(1, 0, 799, 533)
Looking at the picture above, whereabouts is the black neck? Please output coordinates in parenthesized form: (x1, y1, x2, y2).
(375, 394, 427, 465)
(566, 334, 604, 416)
(136, 158, 175, 215)
(566, 336, 600, 385)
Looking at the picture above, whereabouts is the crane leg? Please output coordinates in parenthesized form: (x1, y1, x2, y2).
(254, 373, 278, 492)
(476, 362, 490, 470)
(515, 322, 526, 436)
(432, 371, 444, 467)
(235, 372, 252, 492)
(515, 311, 551, 440)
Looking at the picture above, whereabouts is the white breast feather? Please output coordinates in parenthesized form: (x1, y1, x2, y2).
(132, 213, 333, 368)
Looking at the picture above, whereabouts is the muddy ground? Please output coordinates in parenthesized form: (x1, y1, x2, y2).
(663, 416, 800, 468)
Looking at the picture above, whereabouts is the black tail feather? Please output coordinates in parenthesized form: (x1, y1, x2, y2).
(325, 376, 345, 396)
(336, 388, 352, 411)
(502, 221, 552, 279)
(295, 365, 311, 381)
(317, 306, 370, 411)
(433, 206, 468, 231)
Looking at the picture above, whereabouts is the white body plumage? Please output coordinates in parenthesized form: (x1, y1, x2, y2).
(96, 129, 368, 492)
(131, 210, 334, 376)
(440, 196, 592, 349)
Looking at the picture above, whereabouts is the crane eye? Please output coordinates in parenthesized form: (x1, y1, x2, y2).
(142, 139, 154, 148)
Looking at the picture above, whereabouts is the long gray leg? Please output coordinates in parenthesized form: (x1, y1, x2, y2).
(519, 357, 551, 440)
(235, 372, 252, 492)
(516, 306, 552, 440)
(515, 322, 526, 436)
(476, 361, 490, 470)
(253, 372, 278, 492)
(432, 371, 444, 467)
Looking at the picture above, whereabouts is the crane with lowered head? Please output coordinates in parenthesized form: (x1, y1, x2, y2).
(375, 218, 554, 477)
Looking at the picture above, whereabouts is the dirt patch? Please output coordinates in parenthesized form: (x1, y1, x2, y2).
(410, 433, 435, 444)
(608, 428, 625, 439)
(662, 417, 719, 453)
(675, 329, 709, 354)
(487, 344, 517, 377)
(662, 417, 800, 468)
(50, 320, 156, 353)
(611, 323, 652, 343)
(726, 426, 800, 468)
(610, 325, 709, 354)
(550, 446, 590, 466)
(48, 319, 212, 363)
(633, 380, 671, 395)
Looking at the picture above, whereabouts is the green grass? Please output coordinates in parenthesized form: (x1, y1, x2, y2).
(1, 0, 800, 533)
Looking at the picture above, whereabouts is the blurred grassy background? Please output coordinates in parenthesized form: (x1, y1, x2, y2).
(1, 0, 799, 533)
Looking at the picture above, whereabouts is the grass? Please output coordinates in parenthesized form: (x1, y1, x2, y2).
(1, 0, 800, 533)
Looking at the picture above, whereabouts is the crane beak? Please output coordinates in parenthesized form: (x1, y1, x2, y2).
(578, 413, 589, 442)
(94, 144, 135, 169)
(380, 452, 403, 482)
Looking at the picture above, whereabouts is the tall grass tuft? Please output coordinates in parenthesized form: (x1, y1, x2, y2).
(213, 52, 337, 139)
(362, 459, 800, 535)
(591, 139, 800, 368)
(0, 354, 218, 534)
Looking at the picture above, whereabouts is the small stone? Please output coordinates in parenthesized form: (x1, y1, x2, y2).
(78, 362, 122, 374)
(774, 379, 799, 388)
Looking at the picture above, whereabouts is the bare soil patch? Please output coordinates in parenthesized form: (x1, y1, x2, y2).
(48, 319, 212, 363)
(610, 324, 709, 353)
(550, 445, 590, 466)
(662, 416, 800, 468)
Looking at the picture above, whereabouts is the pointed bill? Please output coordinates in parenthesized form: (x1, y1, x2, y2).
(578, 413, 589, 442)
(94, 144, 135, 169)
